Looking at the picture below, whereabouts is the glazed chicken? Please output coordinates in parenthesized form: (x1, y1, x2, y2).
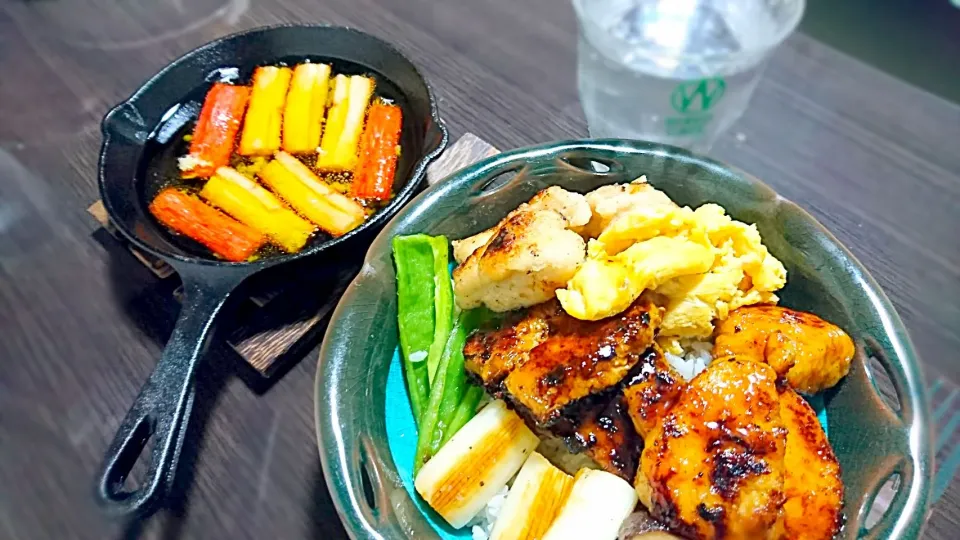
(464, 297, 661, 480)
(622, 345, 685, 438)
(634, 358, 787, 540)
(451, 186, 592, 312)
(713, 305, 855, 394)
(774, 389, 844, 539)
(561, 395, 640, 480)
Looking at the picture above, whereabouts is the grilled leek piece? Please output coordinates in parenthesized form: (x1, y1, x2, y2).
(542, 468, 639, 540)
(200, 166, 314, 252)
(316, 74, 374, 172)
(282, 63, 331, 154)
(489, 452, 574, 540)
(239, 66, 293, 156)
(259, 151, 366, 236)
(414, 399, 539, 529)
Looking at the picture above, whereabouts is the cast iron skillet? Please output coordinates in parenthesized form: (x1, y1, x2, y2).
(95, 24, 447, 518)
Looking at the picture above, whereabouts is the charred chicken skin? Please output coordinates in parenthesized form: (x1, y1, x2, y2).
(635, 358, 787, 540)
(463, 297, 661, 480)
(774, 388, 844, 540)
(713, 305, 855, 394)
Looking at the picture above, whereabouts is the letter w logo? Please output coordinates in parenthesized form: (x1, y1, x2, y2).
(671, 78, 726, 113)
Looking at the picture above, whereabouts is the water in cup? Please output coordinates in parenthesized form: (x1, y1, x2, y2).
(574, 0, 805, 152)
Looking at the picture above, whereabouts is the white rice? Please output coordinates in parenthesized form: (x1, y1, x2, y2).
(471, 339, 715, 537)
(469, 485, 508, 540)
(663, 339, 714, 381)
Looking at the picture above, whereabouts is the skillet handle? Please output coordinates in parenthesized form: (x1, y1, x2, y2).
(94, 269, 243, 518)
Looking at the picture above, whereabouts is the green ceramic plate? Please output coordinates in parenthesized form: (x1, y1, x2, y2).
(316, 140, 932, 539)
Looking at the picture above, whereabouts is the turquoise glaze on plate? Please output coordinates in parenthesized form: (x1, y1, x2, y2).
(317, 139, 932, 539)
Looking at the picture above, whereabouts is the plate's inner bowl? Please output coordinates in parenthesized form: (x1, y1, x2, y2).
(137, 56, 421, 261)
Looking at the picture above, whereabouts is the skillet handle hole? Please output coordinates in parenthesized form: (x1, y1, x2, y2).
(106, 417, 156, 496)
(859, 472, 901, 535)
(862, 341, 903, 416)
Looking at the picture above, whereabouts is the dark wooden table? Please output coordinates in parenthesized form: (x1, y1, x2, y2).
(2, 1, 958, 539)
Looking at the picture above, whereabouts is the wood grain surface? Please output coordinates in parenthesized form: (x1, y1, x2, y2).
(1, 0, 958, 539)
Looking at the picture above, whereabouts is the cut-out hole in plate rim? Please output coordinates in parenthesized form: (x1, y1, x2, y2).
(558, 154, 622, 175)
(863, 343, 902, 414)
(360, 460, 378, 512)
(474, 165, 527, 197)
(860, 472, 901, 534)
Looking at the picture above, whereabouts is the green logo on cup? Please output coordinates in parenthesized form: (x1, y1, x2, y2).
(671, 77, 726, 113)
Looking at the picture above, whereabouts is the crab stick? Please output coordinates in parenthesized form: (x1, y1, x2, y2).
(149, 188, 264, 261)
(316, 75, 374, 172)
(282, 63, 332, 154)
(178, 83, 250, 178)
(259, 152, 366, 236)
(200, 166, 314, 252)
(352, 102, 403, 200)
(239, 66, 293, 156)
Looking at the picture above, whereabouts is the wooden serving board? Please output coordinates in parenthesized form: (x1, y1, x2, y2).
(86, 133, 499, 377)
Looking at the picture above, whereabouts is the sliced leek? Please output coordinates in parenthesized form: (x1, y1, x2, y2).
(200, 166, 314, 252)
(489, 452, 574, 540)
(259, 151, 366, 236)
(239, 66, 293, 156)
(542, 468, 639, 540)
(282, 63, 331, 154)
(414, 400, 539, 529)
(316, 74, 374, 172)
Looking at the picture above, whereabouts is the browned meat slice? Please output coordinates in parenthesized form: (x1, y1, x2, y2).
(562, 394, 640, 481)
(463, 303, 553, 391)
(499, 298, 662, 426)
(622, 345, 686, 438)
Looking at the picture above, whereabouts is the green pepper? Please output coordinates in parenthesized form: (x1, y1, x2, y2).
(392, 234, 449, 426)
(426, 238, 454, 386)
(415, 308, 494, 473)
(441, 384, 484, 446)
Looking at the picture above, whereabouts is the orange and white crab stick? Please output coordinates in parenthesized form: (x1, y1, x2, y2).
(149, 188, 264, 261)
(178, 83, 250, 178)
(352, 102, 403, 200)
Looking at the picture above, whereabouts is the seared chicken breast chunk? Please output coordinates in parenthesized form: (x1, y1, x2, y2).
(451, 187, 592, 312)
(713, 305, 855, 394)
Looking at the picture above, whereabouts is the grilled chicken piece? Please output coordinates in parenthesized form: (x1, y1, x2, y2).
(713, 305, 855, 394)
(463, 303, 552, 390)
(635, 358, 786, 540)
(622, 346, 686, 438)
(773, 389, 844, 540)
(499, 298, 662, 426)
(561, 394, 640, 481)
(451, 187, 592, 312)
(464, 298, 660, 481)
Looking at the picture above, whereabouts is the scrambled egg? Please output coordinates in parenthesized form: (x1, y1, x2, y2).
(556, 181, 786, 351)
